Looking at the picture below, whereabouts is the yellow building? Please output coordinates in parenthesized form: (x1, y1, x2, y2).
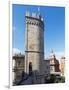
(60, 56, 65, 76)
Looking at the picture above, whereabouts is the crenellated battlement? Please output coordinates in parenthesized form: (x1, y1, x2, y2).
(25, 11, 44, 28)
(25, 11, 44, 21)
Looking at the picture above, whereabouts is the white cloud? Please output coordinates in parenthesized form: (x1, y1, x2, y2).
(12, 48, 21, 56)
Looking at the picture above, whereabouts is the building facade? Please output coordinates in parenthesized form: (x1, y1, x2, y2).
(12, 52, 64, 85)
(49, 51, 60, 76)
(43, 60, 50, 77)
(59, 56, 65, 76)
(12, 54, 25, 85)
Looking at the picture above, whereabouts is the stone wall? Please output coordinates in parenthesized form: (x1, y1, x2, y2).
(12, 54, 25, 85)
(25, 14, 44, 77)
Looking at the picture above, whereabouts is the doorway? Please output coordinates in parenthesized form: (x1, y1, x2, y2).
(29, 62, 32, 75)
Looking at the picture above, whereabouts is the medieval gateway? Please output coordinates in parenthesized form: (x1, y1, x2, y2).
(12, 11, 65, 85)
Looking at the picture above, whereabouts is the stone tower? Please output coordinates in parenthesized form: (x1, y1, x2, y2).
(25, 11, 44, 80)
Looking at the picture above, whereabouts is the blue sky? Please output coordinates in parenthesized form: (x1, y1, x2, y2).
(12, 4, 65, 58)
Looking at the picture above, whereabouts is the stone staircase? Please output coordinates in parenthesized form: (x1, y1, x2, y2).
(16, 73, 33, 85)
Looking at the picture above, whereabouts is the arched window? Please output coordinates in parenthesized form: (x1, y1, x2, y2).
(29, 62, 32, 75)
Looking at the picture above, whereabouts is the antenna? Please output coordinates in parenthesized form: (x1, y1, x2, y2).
(38, 7, 40, 12)
(37, 7, 41, 19)
(38, 7, 40, 15)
